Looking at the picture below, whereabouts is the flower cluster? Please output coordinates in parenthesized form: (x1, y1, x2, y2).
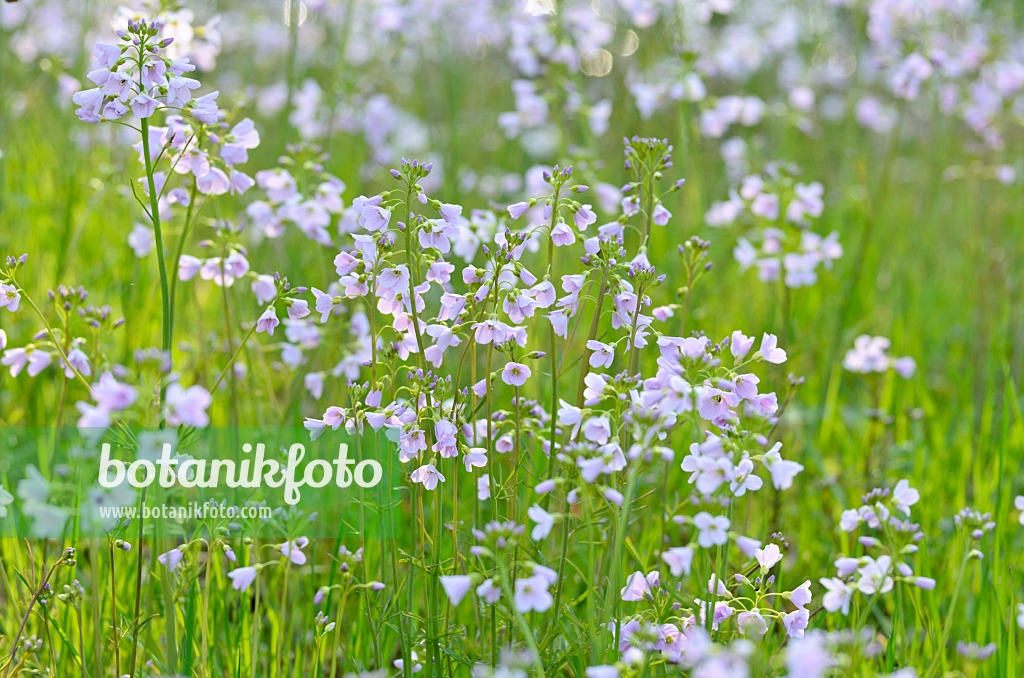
(707, 162, 842, 289)
(72, 18, 216, 124)
(843, 335, 916, 378)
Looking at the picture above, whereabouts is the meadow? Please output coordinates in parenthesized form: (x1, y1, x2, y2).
(1, 0, 1024, 676)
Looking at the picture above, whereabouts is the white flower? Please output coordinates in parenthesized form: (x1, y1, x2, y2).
(514, 574, 553, 613)
(693, 512, 730, 548)
(527, 504, 555, 541)
(892, 479, 920, 515)
(440, 575, 473, 606)
(819, 577, 853, 615)
(0, 486, 12, 517)
(755, 544, 783, 573)
(661, 546, 694, 577)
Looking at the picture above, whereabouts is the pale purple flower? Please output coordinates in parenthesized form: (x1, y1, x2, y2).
(440, 575, 473, 606)
(755, 543, 783, 572)
(61, 347, 91, 378)
(410, 464, 445, 490)
(197, 168, 230, 195)
(256, 306, 279, 335)
(157, 548, 184, 572)
(190, 91, 220, 124)
(228, 566, 258, 591)
(620, 570, 659, 601)
(573, 204, 597, 229)
(783, 608, 809, 638)
(763, 442, 803, 490)
(757, 333, 787, 363)
(819, 577, 852, 614)
(507, 201, 530, 219)
(27, 350, 52, 377)
(1, 283, 21, 312)
(178, 255, 202, 281)
(130, 93, 159, 119)
(279, 537, 309, 565)
(586, 340, 615, 369)
(93, 372, 137, 411)
(514, 574, 553, 613)
(892, 479, 920, 515)
(127, 223, 155, 257)
(662, 546, 694, 577)
(501, 361, 531, 387)
(528, 504, 555, 541)
(164, 383, 213, 427)
(693, 512, 730, 548)
(737, 609, 768, 637)
(790, 580, 813, 609)
(476, 578, 501, 603)
(729, 458, 763, 496)
(438, 203, 462, 224)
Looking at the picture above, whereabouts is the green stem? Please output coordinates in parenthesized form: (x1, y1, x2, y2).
(497, 557, 547, 678)
(575, 268, 610, 406)
(598, 461, 642, 658)
(140, 118, 172, 356)
(168, 180, 199, 343)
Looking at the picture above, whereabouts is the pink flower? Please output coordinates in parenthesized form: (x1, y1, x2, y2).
(501, 362, 531, 387)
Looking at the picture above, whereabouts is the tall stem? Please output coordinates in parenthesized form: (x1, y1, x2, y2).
(574, 269, 610, 406)
(109, 543, 120, 677)
(140, 118, 172, 357)
(168, 180, 199, 343)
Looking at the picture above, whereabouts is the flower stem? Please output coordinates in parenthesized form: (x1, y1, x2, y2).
(497, 556, 547, 678)
(140, 117, 172, 357)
